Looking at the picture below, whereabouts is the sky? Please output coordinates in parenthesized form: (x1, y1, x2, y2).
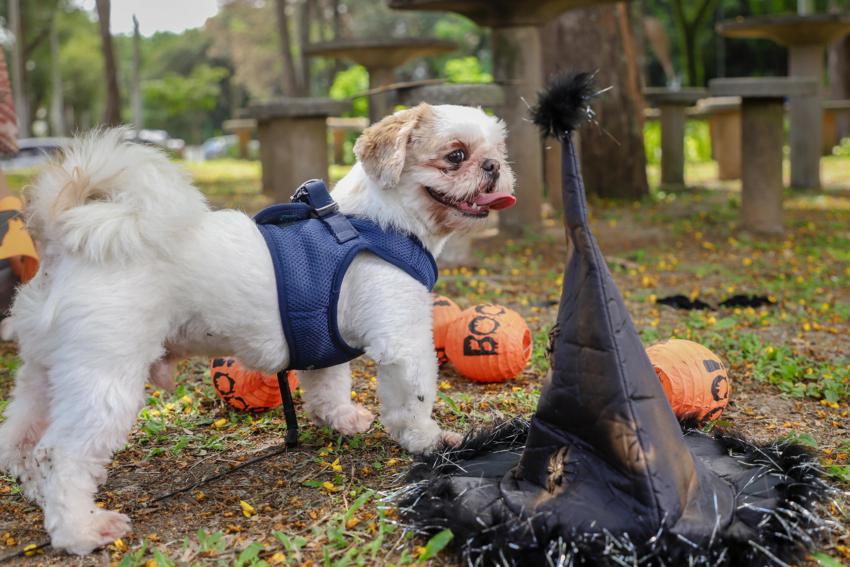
(75, 0, 221, 36)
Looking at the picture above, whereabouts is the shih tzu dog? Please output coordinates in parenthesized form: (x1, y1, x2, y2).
(0, 103, 515, 554)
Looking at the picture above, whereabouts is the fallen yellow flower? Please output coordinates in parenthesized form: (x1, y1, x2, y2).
(240, 500, 256, 517)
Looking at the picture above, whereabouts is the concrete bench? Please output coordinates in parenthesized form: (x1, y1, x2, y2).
(222, 118, 256, 159)
(643, 88, 707, 187)
(709, 77, 817, 235)
(327, 117, 369, 165)
(692, 97, 742, 180)
(822, 100, 850, 155)
(241, 98, 350, 202)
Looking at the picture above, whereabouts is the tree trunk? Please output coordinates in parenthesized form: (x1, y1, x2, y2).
(543, 3, 648, 200)
(131, 15, 143, 134)
(95, 0, 121, 125)
(49, 18, 65, 136)
(828, 35, 850, 139)
(296, 0, 311, 96)
(8, 0, 29, 137)
(274, 0, 302, 97)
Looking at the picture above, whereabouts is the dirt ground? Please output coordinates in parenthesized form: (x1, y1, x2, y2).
(0, 166, 848, 566)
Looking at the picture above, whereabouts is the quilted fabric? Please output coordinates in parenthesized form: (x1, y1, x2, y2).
(255, 206, 437, 371)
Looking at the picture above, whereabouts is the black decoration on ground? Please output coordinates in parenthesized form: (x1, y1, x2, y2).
(396, 70, 833, 566)
(657, 294, 715, 310)
(719, 294, 775, 308)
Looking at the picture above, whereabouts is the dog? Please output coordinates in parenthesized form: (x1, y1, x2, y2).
(0, 103, 515, 554)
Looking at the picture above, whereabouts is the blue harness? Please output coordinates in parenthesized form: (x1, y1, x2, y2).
(254, 179, 438, 372)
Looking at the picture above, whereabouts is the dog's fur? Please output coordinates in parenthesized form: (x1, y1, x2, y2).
(0, 103, 514, 554)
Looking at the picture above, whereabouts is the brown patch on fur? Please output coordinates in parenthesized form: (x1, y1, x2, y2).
(354, 104, 434, 187)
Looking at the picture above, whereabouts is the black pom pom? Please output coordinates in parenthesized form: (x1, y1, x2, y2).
(531, 71, 597, 140)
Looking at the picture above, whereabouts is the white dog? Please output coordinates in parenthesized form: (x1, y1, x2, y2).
(0, 103, 515, 554)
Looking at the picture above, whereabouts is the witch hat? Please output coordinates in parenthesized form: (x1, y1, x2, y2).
(398, 73, 831, 565)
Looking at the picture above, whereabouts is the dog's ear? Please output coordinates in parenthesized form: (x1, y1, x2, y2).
(354, 103, 433, 188)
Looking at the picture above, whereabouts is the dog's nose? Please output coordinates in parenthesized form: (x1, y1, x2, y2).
(481, 159, 500, 174)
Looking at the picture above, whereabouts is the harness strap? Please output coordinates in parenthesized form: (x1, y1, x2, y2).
(292, 179, 358, 243)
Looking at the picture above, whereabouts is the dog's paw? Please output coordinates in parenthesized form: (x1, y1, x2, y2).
(51, 510, 131, 555)
(439, 430, 463, 448)
(330, 404, 374, 436)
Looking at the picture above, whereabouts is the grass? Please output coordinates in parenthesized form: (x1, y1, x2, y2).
(0, 152, 849, 565)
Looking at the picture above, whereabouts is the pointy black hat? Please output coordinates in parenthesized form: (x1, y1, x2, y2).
(398, 72, 831, 566)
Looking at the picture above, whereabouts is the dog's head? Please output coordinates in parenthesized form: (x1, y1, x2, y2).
(354, 103, 515, 234)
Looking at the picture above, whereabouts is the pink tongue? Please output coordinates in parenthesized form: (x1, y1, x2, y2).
(475, 191, 517, 210)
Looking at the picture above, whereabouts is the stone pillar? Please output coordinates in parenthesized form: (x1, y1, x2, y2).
(788, 44, 822, 189)
(257, 117, 329, 201)
(368, 66, 396, 123)
(493, 25, 543, 236)
(741, 98, 785, 235)
(244, 99, 349, 202)
(659, 104, 687, 186)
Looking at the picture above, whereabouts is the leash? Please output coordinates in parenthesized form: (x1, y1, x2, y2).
(277, 370, 299, 447)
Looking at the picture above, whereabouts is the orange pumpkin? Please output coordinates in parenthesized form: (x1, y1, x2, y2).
(210, 357, 299, 413)
(445, 304, 532, 382)
(646, 339, 730, 424)
(433, 295, 462, 365)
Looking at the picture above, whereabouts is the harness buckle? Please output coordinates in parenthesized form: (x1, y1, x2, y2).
(313, 202, 339, 217)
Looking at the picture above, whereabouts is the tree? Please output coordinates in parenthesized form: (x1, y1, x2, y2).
(543, 3, 648, 200)
(95, 0, 120, 125)
(274, 0, 304, 96)
(670, 0, 720, 86)
(143, 64, 229, 143)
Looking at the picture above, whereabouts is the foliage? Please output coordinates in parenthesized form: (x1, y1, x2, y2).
(443, 56, 492, 84)
(644, 120, 712, 165)
(143, 64, 229, 141)
(329, 65, 368, 118)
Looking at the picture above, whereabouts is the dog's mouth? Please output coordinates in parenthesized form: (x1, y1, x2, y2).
(424, 186, 516, 218)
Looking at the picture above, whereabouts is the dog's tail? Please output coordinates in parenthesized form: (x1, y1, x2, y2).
(25, 127, 208, 264)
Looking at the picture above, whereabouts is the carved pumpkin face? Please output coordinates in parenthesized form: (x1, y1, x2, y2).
(210, 357, 299, 413)
(445, 304, 532, 382)
(433, 295, 462, 365)
(646, 339, 730, 424)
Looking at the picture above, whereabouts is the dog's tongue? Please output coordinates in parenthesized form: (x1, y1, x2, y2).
(475, 191, 516, 210)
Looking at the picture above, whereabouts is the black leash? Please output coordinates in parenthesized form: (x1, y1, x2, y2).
(277, 370, 299, 447)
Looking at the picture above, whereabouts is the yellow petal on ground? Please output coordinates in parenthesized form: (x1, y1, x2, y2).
(321, 481, 340, 492)
(213, 418, 227, 429)
(240, 500, 256, 517)
(23, 544, 39, 556)
(269, 552, 286, 564)
(345, 517, 361, 529)
(331, 458, 343, 473)
(113, 538, 127, 552)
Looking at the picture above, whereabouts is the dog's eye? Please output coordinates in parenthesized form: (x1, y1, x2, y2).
(446, 149, 466, 164)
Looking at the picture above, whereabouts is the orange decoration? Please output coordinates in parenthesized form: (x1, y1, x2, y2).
(210, 357, 298, 413)
(445, 304, 532, 382)
(646, 339, 730, 424)
(432, 295, 462, 365)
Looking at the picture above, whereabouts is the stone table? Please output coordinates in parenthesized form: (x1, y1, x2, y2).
(643, 88, 706, 187)
(395, 83, 504, 107)
(389, 0, 628, 236)
(241, 98, 350, 202)
(717, 13, 850, 189)
(304, 38, 456, 123)
(709, 77, 817, 235)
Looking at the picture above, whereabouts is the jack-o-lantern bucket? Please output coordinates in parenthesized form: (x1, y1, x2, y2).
(646, 339, 730, 424)
(433, 295, 462, 365)
(210, 357, 298, 413)
(445, 304, 532, 382)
